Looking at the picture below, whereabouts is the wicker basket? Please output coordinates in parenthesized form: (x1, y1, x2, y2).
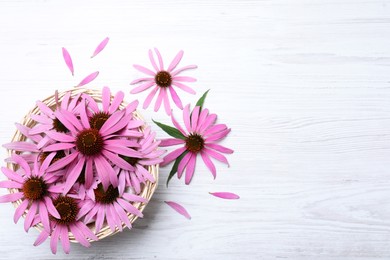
(5, 87, 159, 242)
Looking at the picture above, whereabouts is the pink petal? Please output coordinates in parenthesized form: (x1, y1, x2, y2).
(36, 100, 54, 117)
(105, 204, 119, 232)
(201, 151, 216, 179)
(171, 65, 198, 77)
(60, 225, 71, 254)
(168, 86, 183, 109)
(0, 192, 24, 203)
(77, 71, 99, 87)
(94, 156, 116, 189)
(183, 104, 192, 132)
(203, 124, 228, 137)
(203, 148, 230, 167)
(0, 180, 22, 189)
(205, 143, 234, 154)
(99, 110, 125, 135)
(24, 202, 37, 232)
(205, 128, 231, 142)
(209, 192, 240, 200)
(11, 153, 31, 176)
(105, 145, 141, 158)
(130, 81, 155, 94)
(79, 99, 90, 129)
(50, 225, 61, 254)
(148, 49, 159, 71)
(185, 154, 197, 184)
(116, 198, 143, 217)
(3, 142, 38, 152)
(198, 113, 217, 134)
(14, 199, 29, 223)
(160, 138, 185, 147)
(163, 88, 172, 115)
(125, 100, 139, 115)
(172, 82, 196, 94)
(154, 48, 164, 70)
(133, 64, 156, 76)
(173, 76, 196, 82)
(60, 91, 71, 110)
(85, 158, 94, 189)
(91, 37, 109, 58)
(101, 113, 132, 136)
(29, 124, 53, 135)
(39, 152, 57, 174)
(63, 157, 85, 194)
(191, 106, 200, 131)
(39, 201, 50, 233)
(44, 197, 61, 219)
(114, 202, 132, 229)
(143, 86, 159, 109)
(109, 91, 125, 114)
(70, 223, 91, 247)
(168, 50, 183, 72)
(177, 152, 192, 178)
(62, 47, 74, 76)
(154, 88, 164, 112)
(130, 77, 154, 85)
(43, 142, 75, 152)
(46, 131, 75, 143)
(102, 150, 134, 171)
(58, 109, 83, 131)
(94, 207, 105, 233)
(34, 230, 49, 247)
(160, 147, 187, 167)
(16, 123, 42, 142)
(47, 152, 78, 172)
(165, 201, 191, 219)
(122, 193, 147, 203)
(1, 167, 24, 183)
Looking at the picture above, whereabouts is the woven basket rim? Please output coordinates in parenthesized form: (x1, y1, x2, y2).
(6, 87, 159, 242)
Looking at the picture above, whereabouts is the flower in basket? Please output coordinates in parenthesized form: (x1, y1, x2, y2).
(0, 87, 162, 254)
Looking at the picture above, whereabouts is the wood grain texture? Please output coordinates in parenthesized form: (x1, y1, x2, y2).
(0, 0, 390, 259)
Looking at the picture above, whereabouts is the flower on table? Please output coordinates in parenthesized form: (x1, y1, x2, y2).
(154, 91, 233, 185)
(130, 48, 197, 115)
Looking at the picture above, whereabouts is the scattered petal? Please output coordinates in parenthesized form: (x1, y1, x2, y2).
(165, 201, 191, 219)
(91, 37, 109, 58)
(209, 192, 240, 200)
(62, 47, 74, 76)
(77, 71, 99, 87)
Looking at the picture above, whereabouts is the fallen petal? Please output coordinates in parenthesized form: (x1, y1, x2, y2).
(165, 201, 191, 219)
(209, 192, 240, 200)
(91, 37, 109, 58)
(77, 71, 99, 87)
(62, 47, 74, 76)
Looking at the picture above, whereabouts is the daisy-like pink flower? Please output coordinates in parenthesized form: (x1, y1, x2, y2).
(118, 126, 164, 194)
(0, 153, 63, 233)
(158, 104, 233, 184)
(33, 195, 98, 254)
(130, 48, 197, 115)
(30, 91, 83, 149)
(78, 183, 147, 233)
(43, 97, 143, 193)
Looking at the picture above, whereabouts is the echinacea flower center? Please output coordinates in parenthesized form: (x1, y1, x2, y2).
(39, 151, 66, 165)
(51, 196, 79, 225)
(155, 71, 172, 88)
(76, 128, 104, 156)
(52, 118, 68, 133)
(185, 133, 205, 153)
(120, 155, 139, 166)
(94, 184, 119, 204)
(89, 112, 110, 130)
(22, 177, 47, 201)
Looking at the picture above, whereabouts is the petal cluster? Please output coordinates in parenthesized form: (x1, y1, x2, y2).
(0, 87, 162, 254)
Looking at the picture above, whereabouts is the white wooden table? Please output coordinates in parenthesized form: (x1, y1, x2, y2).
(0, 0, 390, 259)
